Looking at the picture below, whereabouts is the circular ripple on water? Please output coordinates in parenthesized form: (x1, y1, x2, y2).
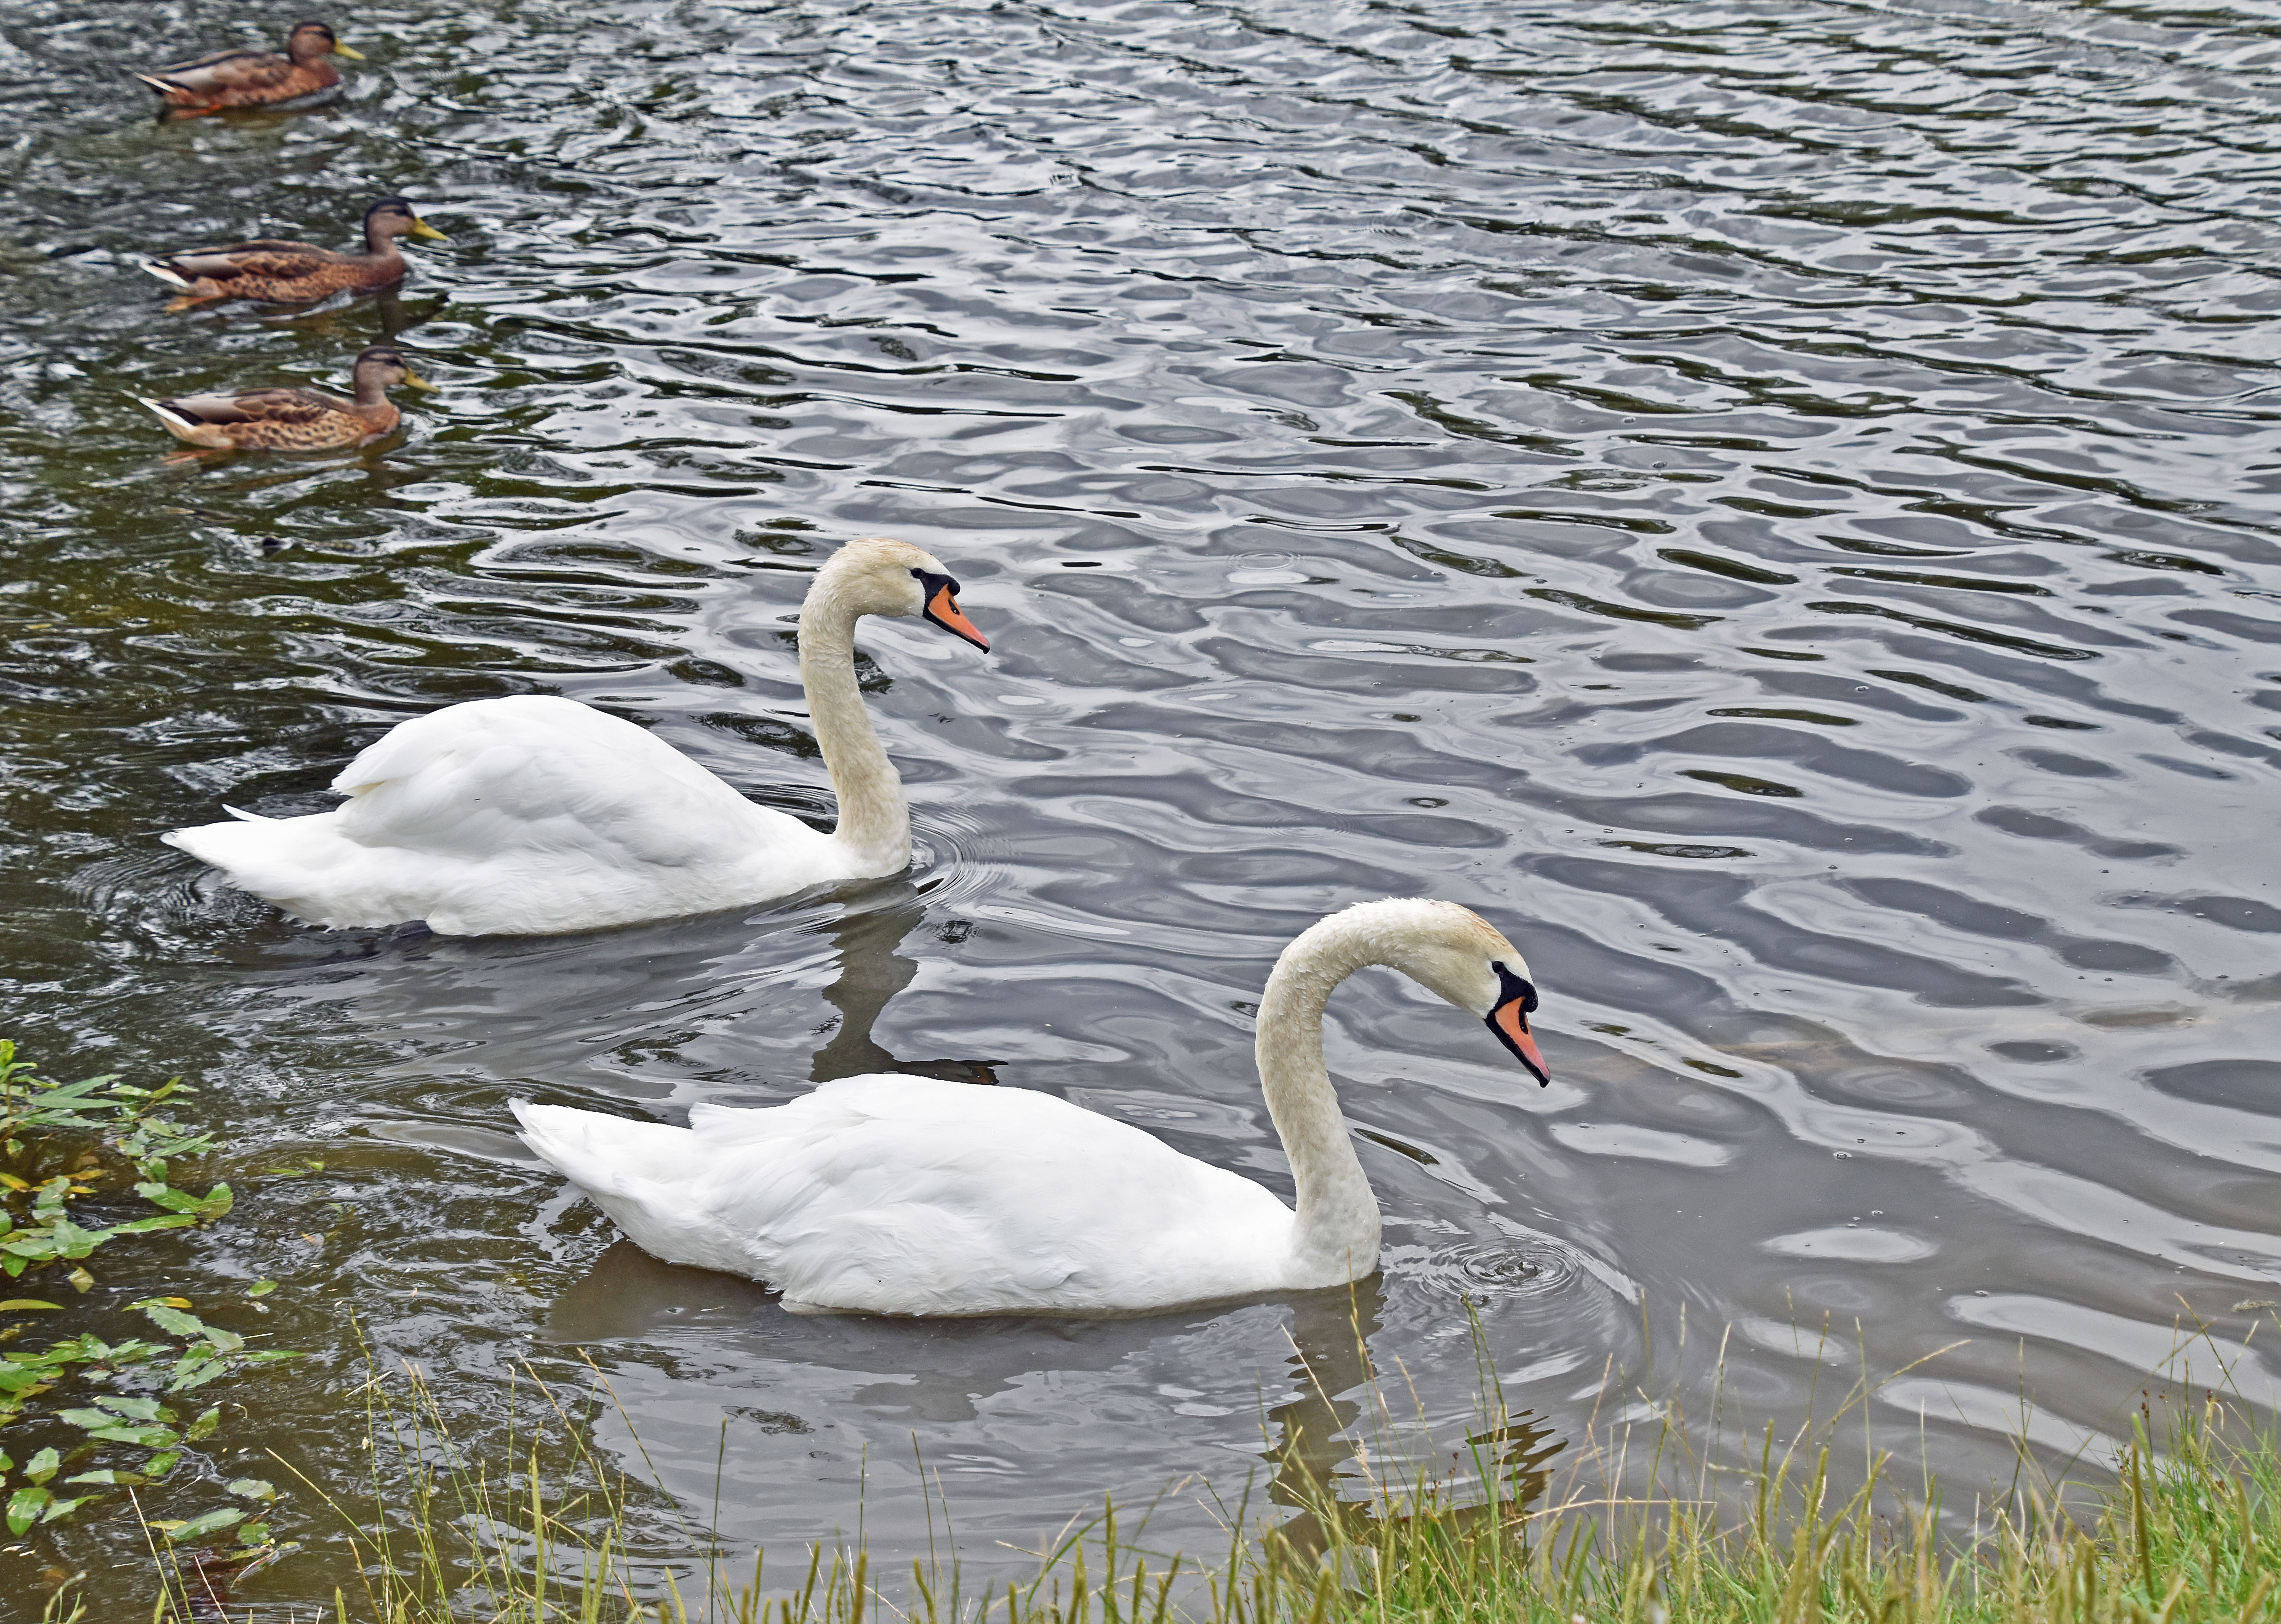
(1392, 1240, 1574, 1302)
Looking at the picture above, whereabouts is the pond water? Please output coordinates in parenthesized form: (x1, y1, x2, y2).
(3, 0, 2281, 1613)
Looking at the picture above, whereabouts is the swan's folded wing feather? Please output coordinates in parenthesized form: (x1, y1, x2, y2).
(683, 1076, 1293, 1313)
(167, 695, 823, 934)
(330, 694, 791, 869)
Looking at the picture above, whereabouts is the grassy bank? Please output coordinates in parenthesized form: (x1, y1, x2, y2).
(118, 1348, 2281, 1624)
(9, 1034, 2272, 1624)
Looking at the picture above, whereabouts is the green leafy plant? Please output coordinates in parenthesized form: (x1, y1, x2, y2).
(0, 1037, 233, 1291)
(0, 1039, 299, 1560)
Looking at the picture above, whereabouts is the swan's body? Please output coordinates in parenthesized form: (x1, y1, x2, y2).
(164, 538, 988, 935)
(513, 899, 1552, 1315)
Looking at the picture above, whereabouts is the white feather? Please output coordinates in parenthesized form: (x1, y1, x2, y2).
(511, 900, 1544, 1317)
(512, 1078, 1294, 1316)
(162, 537, 983, 936)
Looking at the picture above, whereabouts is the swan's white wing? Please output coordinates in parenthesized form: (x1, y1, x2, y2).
(328, 696, 781, 868)
(517, 1076, 1299, 1315)
(167, 696, 826, 934)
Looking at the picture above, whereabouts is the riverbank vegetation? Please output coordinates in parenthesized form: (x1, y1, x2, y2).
(0, 1038, 301, 1586)
(11, 1034, 2275, 1624)
(140, 1336, 2281, 1624)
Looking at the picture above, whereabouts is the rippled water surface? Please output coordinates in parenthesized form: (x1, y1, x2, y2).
(4, 0, 2281, 1612)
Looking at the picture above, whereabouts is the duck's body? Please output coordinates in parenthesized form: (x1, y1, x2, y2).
(513, 899, 1553, 1316)
(135, 21, 361, 114)
(142, 198, 446, 311)
(135, 344, 430, 451)
(164, 538, 989, 935)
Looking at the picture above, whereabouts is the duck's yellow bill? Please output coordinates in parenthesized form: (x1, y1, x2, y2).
(332, 42, 366, 60)
(402, 369, 438, 393)
(409, 219, 449, 242)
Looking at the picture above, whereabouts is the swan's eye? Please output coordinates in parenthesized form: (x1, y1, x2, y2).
(911, 568, 990, 652)
(1489, 960, 1538, 1015)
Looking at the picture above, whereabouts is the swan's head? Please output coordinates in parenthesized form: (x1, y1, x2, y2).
(1370, 899, 1551, 1087)
(819, 537, 990, 652)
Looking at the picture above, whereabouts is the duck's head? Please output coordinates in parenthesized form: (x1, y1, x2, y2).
(288, 21, 362, 61)
(1378, 899, 1551, 1086)
(365, 198, 448, 243)
(820, 537, 990, 652)
(352, 345, 436, 393)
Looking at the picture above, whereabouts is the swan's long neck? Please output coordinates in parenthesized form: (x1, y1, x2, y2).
(798, 577, 907, 870)
(1255, 914, 1388, 1283)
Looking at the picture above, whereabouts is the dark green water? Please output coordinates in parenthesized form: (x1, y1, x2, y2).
(3, 0, 2280, 1613)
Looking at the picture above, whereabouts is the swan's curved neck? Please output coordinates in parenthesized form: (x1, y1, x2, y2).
(1255, 915, 1387, 1283)
(798, 578, 907, 870)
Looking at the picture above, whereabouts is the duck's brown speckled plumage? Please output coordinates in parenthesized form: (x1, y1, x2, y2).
(137, 345, 433, 452)
(141, 199, 447, 310)
(134, 20, 361, 115)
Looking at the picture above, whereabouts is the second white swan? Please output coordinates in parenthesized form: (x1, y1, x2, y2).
(164, 537, 989, 935)
(511, 897, 1552, 1315)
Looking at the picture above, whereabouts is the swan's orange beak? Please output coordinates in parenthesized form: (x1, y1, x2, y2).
(916, 570, 989, 652)
(1485, 963, 1549, 1086)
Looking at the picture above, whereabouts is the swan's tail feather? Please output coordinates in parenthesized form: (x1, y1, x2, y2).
(510, 1100, 695, 1198)
(222, 804, 273, 822)
(163, 809, 418, 929)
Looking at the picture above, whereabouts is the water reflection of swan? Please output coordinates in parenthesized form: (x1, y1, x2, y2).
(544, 1256, 1559, 1563)
(164, 538, 989, 936)
(808, 890, 998, 1087)
(1263, 1278, 1562, 1561)
(512, 898, 1552, 1315)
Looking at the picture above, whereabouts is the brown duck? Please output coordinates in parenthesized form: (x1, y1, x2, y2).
(134, 20, 363, 115)
(137, 346, 434, 452)
(141, 199, 448, 311)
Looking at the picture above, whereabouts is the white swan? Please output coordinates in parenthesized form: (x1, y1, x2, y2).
(163, 537, 989, 936)
(511, 898, 1552, 1315)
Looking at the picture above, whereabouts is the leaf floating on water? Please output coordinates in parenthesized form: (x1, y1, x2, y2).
(5, 1486, 49, 1535)
(132, 1299, 207, 1338)
(225, 1478, 275, 1502)
(86, 1424, 179, 1449)
(24, 1447, 58, 1484)
(92, 1393, 168, 1423)
(158, 1506, 244, 1542)
(0, 1299, 64, 1311)
(246, 1280, 276, 1299)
